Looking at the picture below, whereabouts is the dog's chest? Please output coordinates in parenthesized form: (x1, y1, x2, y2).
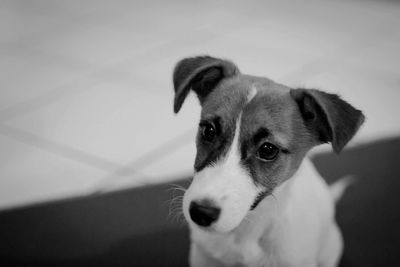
(192, 214, 278, 267)
(199, 233, 265, 266)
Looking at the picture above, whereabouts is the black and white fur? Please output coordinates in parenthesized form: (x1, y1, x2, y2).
(173, 56, 364, 267)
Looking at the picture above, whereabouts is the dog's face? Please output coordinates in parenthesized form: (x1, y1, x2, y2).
(184, 78, 311, 233)
(173, 56, 364, 233)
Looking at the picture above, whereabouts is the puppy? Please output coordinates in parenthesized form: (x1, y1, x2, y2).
(172, 56, 364, 267)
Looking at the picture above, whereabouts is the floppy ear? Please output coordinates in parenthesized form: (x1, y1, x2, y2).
(290, 88, 365, 153)
(173, 56, 239, 113)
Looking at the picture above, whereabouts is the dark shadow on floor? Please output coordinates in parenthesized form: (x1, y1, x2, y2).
(313, 138, 400, 267)
(0, 137, 399, 266)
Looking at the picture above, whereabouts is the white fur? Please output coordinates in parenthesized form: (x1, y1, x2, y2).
(248, 86, 258, 102)
(188, 159, 343, 267)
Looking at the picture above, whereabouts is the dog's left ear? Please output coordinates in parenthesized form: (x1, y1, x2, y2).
(173, 56, 239, 113)
(290, 88, 365, 153)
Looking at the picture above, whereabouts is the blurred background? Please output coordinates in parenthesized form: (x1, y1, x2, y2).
(0, 0, 399, 266)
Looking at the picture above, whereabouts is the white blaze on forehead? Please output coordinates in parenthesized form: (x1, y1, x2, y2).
(219, 85, 257, 166)
(222, 85, 257, 164)
(247, 85, 258, 103)
(224, 112, 242, 165)
(225, 86, 257, 164)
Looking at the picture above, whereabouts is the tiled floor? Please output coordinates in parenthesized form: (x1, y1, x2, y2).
(1, 0, 399, 209)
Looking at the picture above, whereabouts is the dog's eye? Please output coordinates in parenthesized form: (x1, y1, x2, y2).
(201, 123, 216, 142)
(257, 142, 279, 161)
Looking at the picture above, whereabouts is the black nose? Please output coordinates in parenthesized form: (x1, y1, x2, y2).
(189, 200, 221, 227)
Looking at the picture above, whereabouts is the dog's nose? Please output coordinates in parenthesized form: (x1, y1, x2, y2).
(189, 200, 221, 227)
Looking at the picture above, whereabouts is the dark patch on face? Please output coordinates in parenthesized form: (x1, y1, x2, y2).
(194, 120, 231, 172)
(239, 93, 290, 189)
(199, 116, 222, 137)
(238, 80, 315, 195)
(193, 76, 248, 172)
(252, 127, 270, 146)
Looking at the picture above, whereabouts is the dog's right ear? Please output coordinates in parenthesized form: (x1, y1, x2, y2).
(173, 56, 239, 113)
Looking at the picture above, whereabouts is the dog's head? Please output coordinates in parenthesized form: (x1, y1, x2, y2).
(173, 56, 364, 233)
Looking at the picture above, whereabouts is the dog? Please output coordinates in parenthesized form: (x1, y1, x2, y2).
(172, 56, 364, 267)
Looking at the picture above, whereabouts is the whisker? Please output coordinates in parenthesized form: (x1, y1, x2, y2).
(167, 183, 187, 192)
(166, 184, 187, 225)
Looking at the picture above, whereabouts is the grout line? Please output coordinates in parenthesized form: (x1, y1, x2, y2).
(0, 122, 195, 193)
(0, 123, 145, 176)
